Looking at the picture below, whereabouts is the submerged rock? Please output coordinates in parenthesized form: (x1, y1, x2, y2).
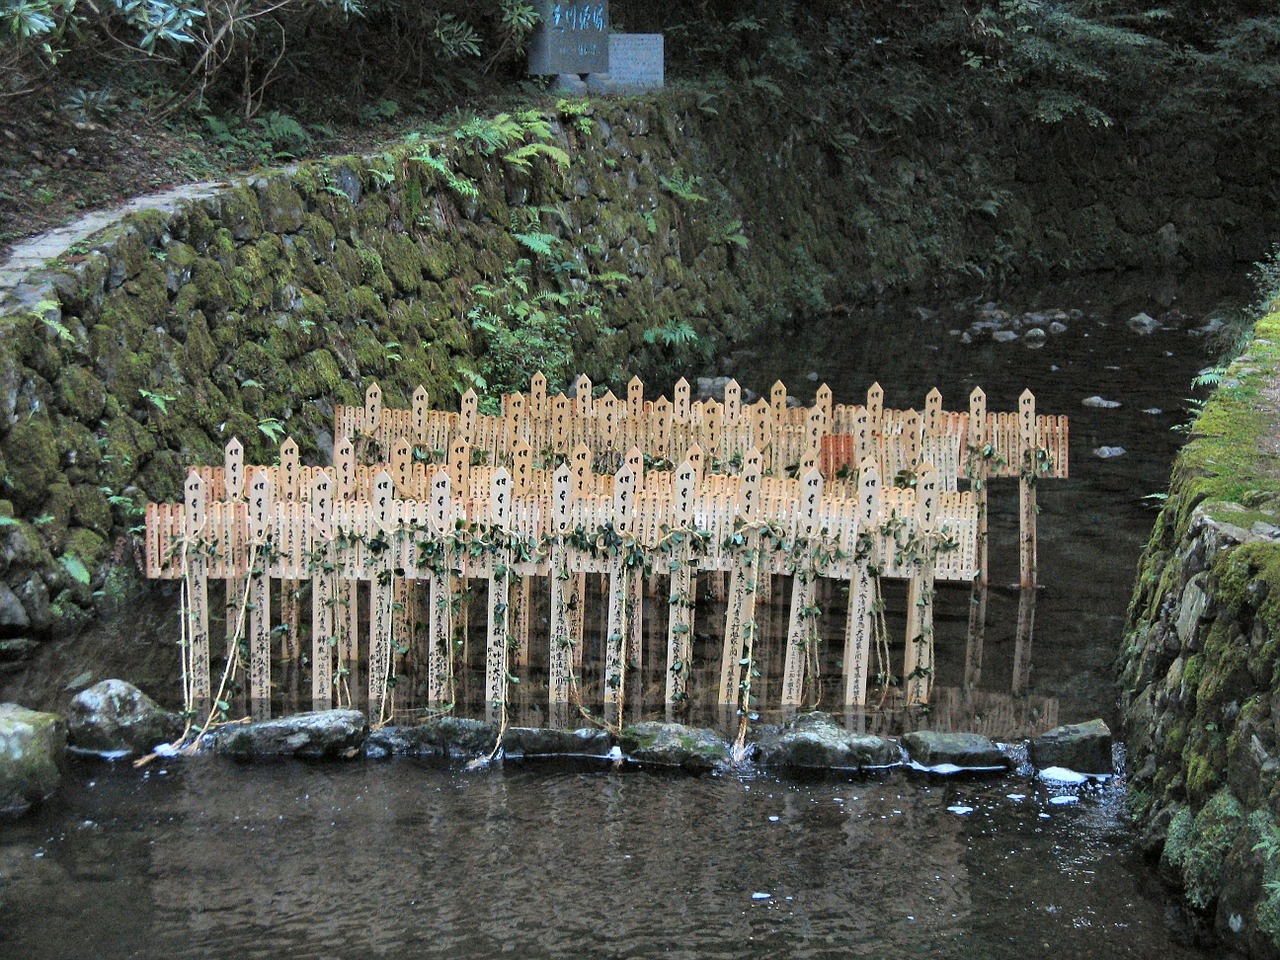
(67, 679, 183, 755)
(1093, 446, 1127, 459)
(1030, 719, 1112, 775)
(755, 712, 900, 769)
(0, 703, 64, 815)
(501, 726, 613, 758)
(215, 709, 367, 760)
(1082, 396, 1122, 409)
(366, 716, 498, 759)
(902, 730, 1010, 769)
(618, 721, 729, 772)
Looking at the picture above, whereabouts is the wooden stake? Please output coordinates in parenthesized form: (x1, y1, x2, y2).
(665, 457, 697, 705)
(844, 458, 880, 706)
(1013, 389, 1038, 694)
(965, 387, 989, 692)
(781, 468, 822, 706)
(903, 464, 938, 705)
(248, 468, 273, 718)
(548, 463, 573, 705)
(604, 556, 629, 710)
(485, 469, 513, 719)
(425, 470, 454, 705)
(719, 455, 763, 706)
(183, 473, 211, 714)
(310, 471, 334, 709)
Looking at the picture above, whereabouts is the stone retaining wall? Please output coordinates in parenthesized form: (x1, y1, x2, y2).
(1121, 310, 1280, 958)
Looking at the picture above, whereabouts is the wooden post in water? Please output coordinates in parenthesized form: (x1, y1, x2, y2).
(665, 456, 698, 706)
(310, 470, 335, 710)
(903, 463, 938, 705)
(619, 460, 642, 667)
(603, 463, 634, 714)
(964, 387, 989, 692)
(568, 444, 590, 674)
(719, 448, 762, 705)
(223, 439, 246, 664)
(781, 467, 823, 707)
(248, 468, 273, 718)
(485, 468, 513, 725)
(183, 473, 211, 716)
(548, 462, 573, 707)
(368, 471, 395, 719)
(510, 572, 530, 670)
(1013, 389, 1038, 694)
(426, 469, 454, 705)
(844, 458, 880, 706)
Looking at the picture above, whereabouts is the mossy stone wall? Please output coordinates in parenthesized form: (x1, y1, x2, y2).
(1121, 311, 1280, 958)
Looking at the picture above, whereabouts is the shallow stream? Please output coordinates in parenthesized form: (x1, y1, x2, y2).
(0, 272, 1242, 958)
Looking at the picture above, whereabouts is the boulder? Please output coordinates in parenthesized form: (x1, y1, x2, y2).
(215, 710, 367, 760)
(903, 730, 1010, 769)
(618, 721, 729, 772)
(67, 679, 183, 755)
(501, 726, 613, 759)
(754, 712, 901, 769)
(1127, 312, 1160, 335)
(0, 703, 64, 814)
(553, 74, 589, 95)
(365, 716, 498, 759)
(1029, 718, 1113, 775)
(696, 376, 732, 401)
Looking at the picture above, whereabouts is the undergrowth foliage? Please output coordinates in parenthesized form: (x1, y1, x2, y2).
(3, 0, 1279, 142)
(0, 0, 542, 117)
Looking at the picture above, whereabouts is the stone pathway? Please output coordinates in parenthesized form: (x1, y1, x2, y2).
(0, 180, 226, 306)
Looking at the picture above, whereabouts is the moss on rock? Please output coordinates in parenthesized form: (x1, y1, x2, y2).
(3, 419, 60, 514)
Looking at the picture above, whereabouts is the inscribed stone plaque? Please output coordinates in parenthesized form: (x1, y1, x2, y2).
(606, 34, 664, 90)
(528, 1, 609, 75)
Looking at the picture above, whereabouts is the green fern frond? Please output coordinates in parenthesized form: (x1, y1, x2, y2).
(513, 232, 559, 257)
(504, 142, 571, 172)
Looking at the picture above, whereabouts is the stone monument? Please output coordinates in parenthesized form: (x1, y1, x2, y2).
(588, 34, 664, 93)
(527, 2, 666, 94)
(527, 1, 610, 78)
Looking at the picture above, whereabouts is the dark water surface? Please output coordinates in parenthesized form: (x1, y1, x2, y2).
(0, 273, 1240, 959)
(1, 757, 1210, 960)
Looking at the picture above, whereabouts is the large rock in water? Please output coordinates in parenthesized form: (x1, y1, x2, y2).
(0, 704, 64, 814)
(67, 679, 183, 755)
(501, 726, 613, 759)
(1030, 718, 1113, 774)
(755, 712, 901, 769)
(902, 730, 1010, 769)
(365, 717, 498, 758)
(215, 710, 368, 760)
(618, 721, 729, 772)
